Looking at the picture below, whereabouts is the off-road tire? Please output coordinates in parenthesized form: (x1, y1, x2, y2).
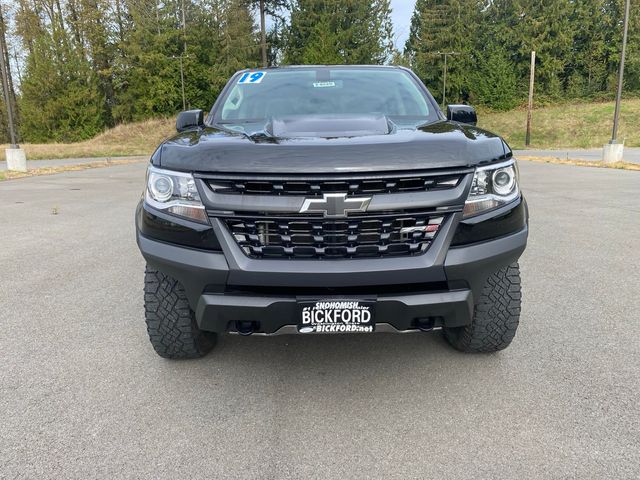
(444, 263, 521, 353)
(144, 266, 216, 359)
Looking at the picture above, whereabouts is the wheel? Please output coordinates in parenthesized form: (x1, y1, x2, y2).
(444, 263, 521, 353)
(144, 266, 217, 359)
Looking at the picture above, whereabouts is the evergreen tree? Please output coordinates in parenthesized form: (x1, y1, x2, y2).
(604, 0, 640, 94)
(266, 16, 287, 65)
(4, 0, 640, 143)
(503, 0, 573, 100)
(104, 0, 179, 121)
(75, 0, 116, 126)
(404, 0, 640, 106)
(107, 0, 257, 122)
(249, 0, 288, 65)
(212, 0, 260, 92)
(469, 45, 519, 110)
(568, 0, 610, 96)
(285, 0, 394, 65)
(404, 0, 480, 104)
(624, 0, 640, 93)
(16, 0, 107, 141)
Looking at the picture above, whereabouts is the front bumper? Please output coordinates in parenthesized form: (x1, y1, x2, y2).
(195, 289, 474, 334)
(136, 198, 528, 334)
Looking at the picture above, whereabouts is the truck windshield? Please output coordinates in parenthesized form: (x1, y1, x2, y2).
(212, 67, 438, 132)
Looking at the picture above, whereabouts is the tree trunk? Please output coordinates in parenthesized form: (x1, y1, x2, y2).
(0, 8, 18, 130)
(114, 0, 125, 44)
(260, 0, 267, 67)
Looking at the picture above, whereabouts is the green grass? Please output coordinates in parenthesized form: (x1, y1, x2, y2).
(0, 117, 175, 161)
(2, 99, 639, 160)
(478, 99, 640, 149)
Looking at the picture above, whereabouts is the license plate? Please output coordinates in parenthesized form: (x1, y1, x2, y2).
(297, 300, 376, 334)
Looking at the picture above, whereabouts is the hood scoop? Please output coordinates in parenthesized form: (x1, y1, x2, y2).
(270, 114, 391, 138)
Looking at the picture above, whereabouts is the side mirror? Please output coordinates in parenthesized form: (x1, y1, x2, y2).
(176, 109, 204, 132)
(446, 105, 477, 126)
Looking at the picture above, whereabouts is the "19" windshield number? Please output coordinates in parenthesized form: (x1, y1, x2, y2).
(238, 72, 266, 84)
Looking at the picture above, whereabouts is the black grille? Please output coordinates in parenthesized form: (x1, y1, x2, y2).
(207, 174, 461, 196)
(224, 214, 444, 259)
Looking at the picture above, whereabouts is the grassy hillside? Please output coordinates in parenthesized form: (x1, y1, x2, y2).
(478, 99, 640, 149)
(1, 100, 639, 161)
(0, 118, 175, 161)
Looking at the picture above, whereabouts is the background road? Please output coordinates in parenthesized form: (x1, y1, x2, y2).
(0, 156, 146, 171)
(2, 148, 639, 171)
(1, 161, 639, 479)
(514, 147, 640, 164)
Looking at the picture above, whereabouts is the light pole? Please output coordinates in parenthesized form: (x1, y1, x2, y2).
(181, 0, 187, 54)
(604, 0, 630, 163)
(178, 0, 187, 110)
(442, 53, 447, 106)
(611, 0, 630, 143)
(435, 51, 459, 107)
(0, 11, 16, 147)
(170, 55, 188, 110)
(259, 0, 267, 67)
(525, 51, 536, 147)
(178, 55, 186, 111)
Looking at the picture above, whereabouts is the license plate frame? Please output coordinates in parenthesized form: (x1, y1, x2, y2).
(297, 299, 376, 334)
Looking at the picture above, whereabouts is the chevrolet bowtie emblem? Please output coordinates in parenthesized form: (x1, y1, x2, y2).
(299, 193, 372, 217)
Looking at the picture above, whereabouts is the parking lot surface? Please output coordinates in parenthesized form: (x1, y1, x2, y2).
(1, 161, 639, 479)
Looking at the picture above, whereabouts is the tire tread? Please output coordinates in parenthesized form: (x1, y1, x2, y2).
(445, 263, 521, 353)
(144, 266, 215, 359)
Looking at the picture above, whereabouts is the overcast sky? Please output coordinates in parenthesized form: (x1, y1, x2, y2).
(391, 0, 417, 50)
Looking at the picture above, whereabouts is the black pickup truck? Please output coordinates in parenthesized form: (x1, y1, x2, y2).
(135, 65, 528, 358)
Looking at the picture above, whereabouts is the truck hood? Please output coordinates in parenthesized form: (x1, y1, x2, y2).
(154, 120, 512, 174)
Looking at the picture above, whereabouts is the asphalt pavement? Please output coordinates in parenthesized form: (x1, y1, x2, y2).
(1, 161, 639, 479)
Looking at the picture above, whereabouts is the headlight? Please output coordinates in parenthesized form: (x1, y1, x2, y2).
(463, 159, 520, 218)
(145, 166, 208, 224)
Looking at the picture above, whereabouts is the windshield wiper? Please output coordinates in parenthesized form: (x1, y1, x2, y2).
(216, 120, 263, 125)
(210, 121, 274, 141)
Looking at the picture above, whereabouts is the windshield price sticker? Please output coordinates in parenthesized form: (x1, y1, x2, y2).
(298, 300, 375, 334)
(238, 71, 266, 84)
(313, 81, 336, 88)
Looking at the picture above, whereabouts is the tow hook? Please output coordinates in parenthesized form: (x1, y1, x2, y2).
(415, 317, 436, 332)
(235, 321, 257, 336)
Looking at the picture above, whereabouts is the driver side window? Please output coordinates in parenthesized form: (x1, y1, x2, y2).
(221, 85, 244, 120)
